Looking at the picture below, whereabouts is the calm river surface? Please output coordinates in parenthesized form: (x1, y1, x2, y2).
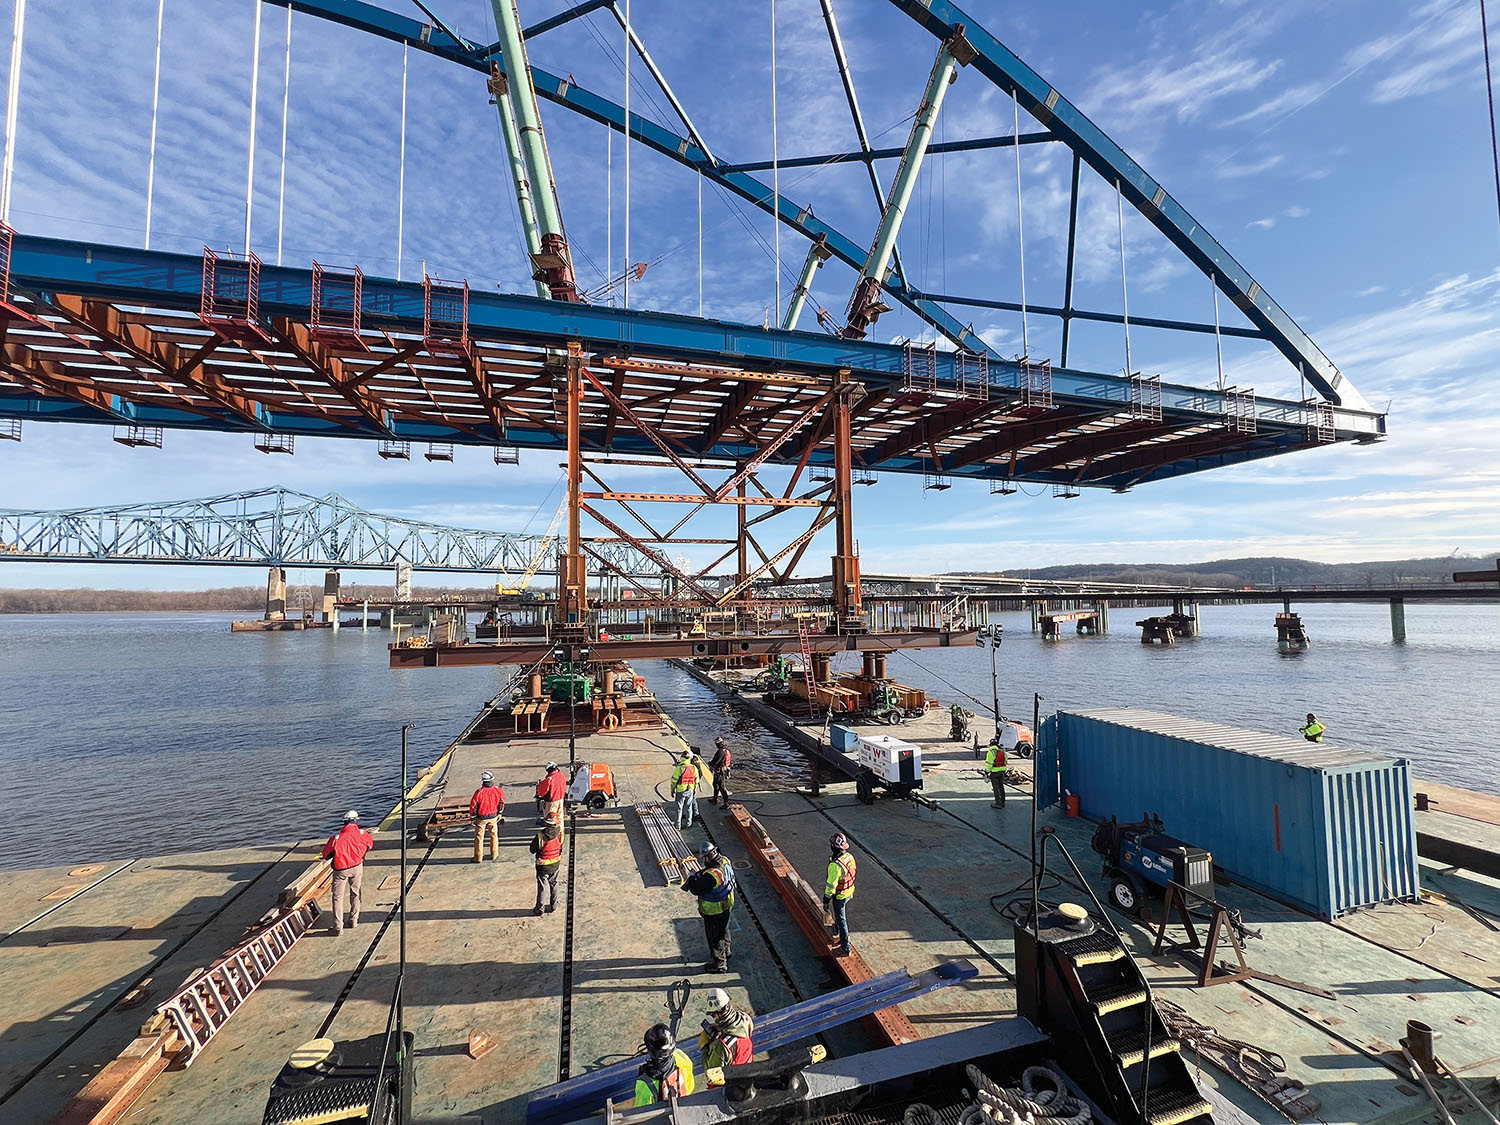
(1, 604, 1496, 870)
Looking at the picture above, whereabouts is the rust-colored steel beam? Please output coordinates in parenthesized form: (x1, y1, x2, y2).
(862, 396, 1008, 465)
(947, 406, 1103, 470)
(717, 510, 837, 605)
(389, 627, 976, 667)
(723, 803, 920, 1046)
(580, 364, 713, 492)
(598, 355, 823, 387)
(1081, 426, 1265, 484)
(831, 372, 862, 621)
(1012, 417, 1188, 476)
(711, 391, 834, 501)
(559, 343, 589, 625)
(269, 317, 394, 432)
(579, 491, 823, 508)
(579, 502, 721, 603)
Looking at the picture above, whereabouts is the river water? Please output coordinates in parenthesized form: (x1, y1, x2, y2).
(1, 604, 1496, 871)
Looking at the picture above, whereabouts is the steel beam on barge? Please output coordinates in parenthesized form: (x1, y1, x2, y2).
(389, 629, 977, 668)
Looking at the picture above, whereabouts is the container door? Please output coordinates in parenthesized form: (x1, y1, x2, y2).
(1036, 715, 1061, 808)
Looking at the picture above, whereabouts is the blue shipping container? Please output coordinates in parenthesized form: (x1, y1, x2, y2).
(1056, 707, 1420, 919)
(830, 724, 859, 752)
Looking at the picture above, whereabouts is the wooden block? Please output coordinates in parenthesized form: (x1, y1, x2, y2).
(467, 1029, 497, 1060)
(40, 884, 79, 901)
(118, 978, 152, 1010)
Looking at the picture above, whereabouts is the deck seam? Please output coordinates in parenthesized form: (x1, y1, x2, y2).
(0, 842, 298, 1108)
(0, 858, 136, 943)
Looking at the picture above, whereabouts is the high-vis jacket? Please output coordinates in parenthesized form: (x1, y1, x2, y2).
(701, 1010, 755, 1071)
(685, 857, 736, 915)
(711, 745, 732, 773)
(536, 770, 566, 802)
(672, 759, 698, 794)
(634, 1050, 695, 1106)
(825, 852, 857, 900)
(470, 784, 505, 818)
(322, 823, 373, 871)
(530, 826, 565, 866)
(984, 742, 1008, 774)
(1301, 719, 1326, 743)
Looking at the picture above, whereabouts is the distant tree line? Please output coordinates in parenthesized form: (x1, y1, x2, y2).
(974, 553, 1500, 589)
(0, 582, 501, 614)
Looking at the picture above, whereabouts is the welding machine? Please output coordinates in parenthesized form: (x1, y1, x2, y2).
(1090, 813, 1214, 916)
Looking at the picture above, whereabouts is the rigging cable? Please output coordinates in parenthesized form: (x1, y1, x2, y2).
(397, 45, 407, 280)
(1116, 179, 1132, 379)
(145, 0, 164, 249)
(1482, 0, 1500, 244)
(622, 0, 631, 309)
(276, 4, 291, 267)
(1, 0, 26, 225)
(244, 0, 262, 255)
(1211, 272, 1225, 391)
(771, 0, 780, 318)
(1015, 93, 1029, 360)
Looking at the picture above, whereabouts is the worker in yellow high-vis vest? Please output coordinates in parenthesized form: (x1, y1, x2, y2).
(823, 833, 857, 956)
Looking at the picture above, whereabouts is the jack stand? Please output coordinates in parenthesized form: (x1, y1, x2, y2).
(1153, 881, 1334, 999)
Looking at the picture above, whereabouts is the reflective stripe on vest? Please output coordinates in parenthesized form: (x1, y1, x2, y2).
(537, 829, 565, 865)
(701, 860, 735, 902)
(828, 853, 856, 898)
(985, 744, 1007, 773)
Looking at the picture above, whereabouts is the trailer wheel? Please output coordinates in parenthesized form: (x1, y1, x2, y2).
(1016, 741, 1035, 759)
(586, 792, 607, 809)
(1109, 875, 1139, 915)
(856, 769, 877, 806)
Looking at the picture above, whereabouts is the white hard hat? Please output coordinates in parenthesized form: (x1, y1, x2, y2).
(705, 987, 731, 1013)
(343, 810, 360, 822)
(481, 771, 494, 783)
(545, 761, 559, 771)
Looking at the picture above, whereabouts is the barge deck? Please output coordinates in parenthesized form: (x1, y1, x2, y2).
(3, 666, 1500, 1125)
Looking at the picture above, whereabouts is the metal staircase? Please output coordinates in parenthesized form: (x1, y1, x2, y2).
(1016, 839, 1213, 1125)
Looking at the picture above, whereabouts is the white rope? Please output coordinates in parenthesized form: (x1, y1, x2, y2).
(770, 3, 784, 313)
(1116, 179, 1132, 378)
(623, 0, 631, 309)
(1211, 272, 1225, 390)
(244, 0, 262, 256)
(276, 4, 291, 267)
(145, 0, 164, 248)
(1014, 93, 1028, 360)
(1, 0, 27, 225)
(397, 45, 407, 281)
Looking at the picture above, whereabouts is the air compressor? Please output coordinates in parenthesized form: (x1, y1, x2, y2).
(1090, 812, 1214, 916)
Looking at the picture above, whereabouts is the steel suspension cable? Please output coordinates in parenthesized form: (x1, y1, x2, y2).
(1, 0, 26, 225)
(276, 4, 291, 267)
(623, 0, 631, 309)
(771, 0, 781, 319)
(1116, 179, 1132, 379)
(145, 0, 164, 249)
(1014, 94, 1029, 360)
(1482, 0, 1500, 245)
(244, 0, 263, 255)
(397, 45, 407, 280)
(1211, 273, 1225, 391)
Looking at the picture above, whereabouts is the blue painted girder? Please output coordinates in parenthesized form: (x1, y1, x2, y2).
(273, 0, 1365, 412)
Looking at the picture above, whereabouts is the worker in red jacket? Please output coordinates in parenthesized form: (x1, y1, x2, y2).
(470, 771, 506, 863)
(535, 761, 565, 824)
(321, 810, 374, 936)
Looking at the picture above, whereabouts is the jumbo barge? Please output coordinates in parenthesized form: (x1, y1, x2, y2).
(3, 664, 1500, 1125)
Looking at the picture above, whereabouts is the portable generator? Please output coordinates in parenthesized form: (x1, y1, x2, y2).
(1090, 813, 1214, 916)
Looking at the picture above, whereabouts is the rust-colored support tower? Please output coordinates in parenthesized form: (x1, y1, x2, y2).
(557, 342, 589, 631)
(831, 370, 863, 628)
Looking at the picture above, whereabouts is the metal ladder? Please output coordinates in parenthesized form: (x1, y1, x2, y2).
(797, 623, 819, 712)
(155, 899, 321, 1066)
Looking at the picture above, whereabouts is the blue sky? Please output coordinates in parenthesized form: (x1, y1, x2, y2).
(1, 0, 1498, 589)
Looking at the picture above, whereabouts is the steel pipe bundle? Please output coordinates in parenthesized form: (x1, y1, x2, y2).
(634, 803, 701, 884)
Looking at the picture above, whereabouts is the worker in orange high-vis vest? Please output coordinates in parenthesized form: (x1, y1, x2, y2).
(529, 813, 565, 916)
(470, 771, 505, 863)
(709, 736, 733, 808)
(321, 810, 373, 936)
(823, 832, 857, 956)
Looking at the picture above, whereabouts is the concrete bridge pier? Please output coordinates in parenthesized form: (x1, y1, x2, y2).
(1096, 599, 1110, 635)
(1030, 602, 1043, 633)
(1390, 597, 1407, 644)
(265, 567, 287, 621)
(395, 562, 413, 602)
(322, 569, 340, 628)
(362, 599, 370, 631)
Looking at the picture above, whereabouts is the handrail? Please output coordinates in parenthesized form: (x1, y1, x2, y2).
(1034, 827, 1155, 1121)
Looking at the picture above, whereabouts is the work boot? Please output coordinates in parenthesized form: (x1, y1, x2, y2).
(703, 962, 726, 974)
(545, 903, 556, 914)
(532, 906, 544, 917)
